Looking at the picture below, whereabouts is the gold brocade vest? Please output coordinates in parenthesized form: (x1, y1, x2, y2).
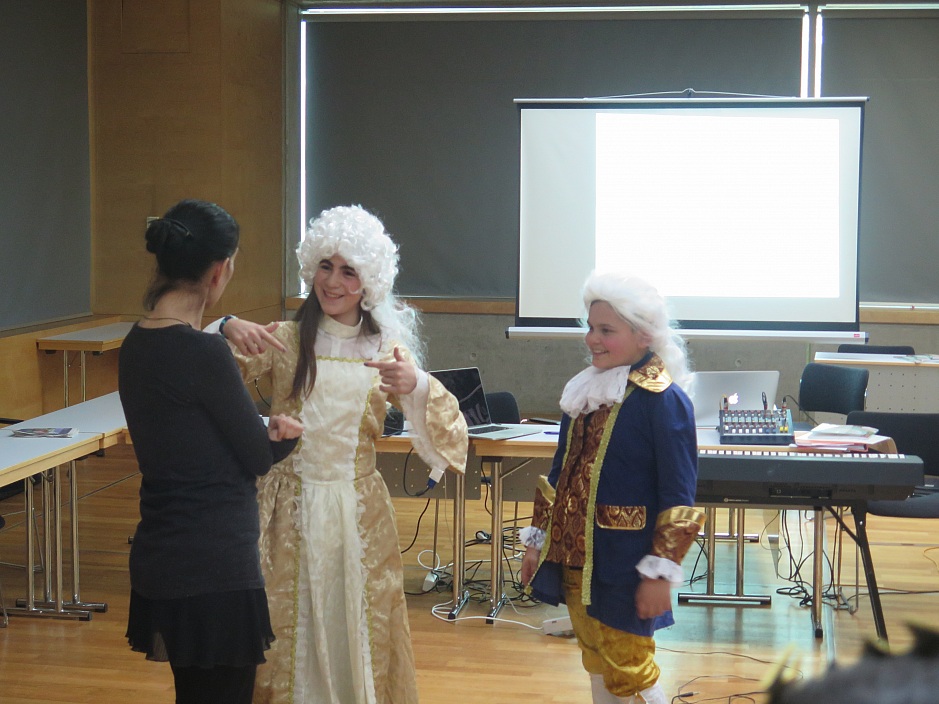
(542, 406, 612, 567)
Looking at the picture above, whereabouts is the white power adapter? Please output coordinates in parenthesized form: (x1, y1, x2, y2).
(423, 570, 439, 592)
(542, 615, 574, 637)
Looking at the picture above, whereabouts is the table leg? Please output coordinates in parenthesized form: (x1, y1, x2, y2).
(56, 349, 108, 614)
(678, 506, 771, 606)
(80, 351, 87, 403)
(54, 465, 65, 613)
(42, 471, 53, 604)
(66, 460, 106, 613)
(486, 457, 508, 622)
(447, 471, 469, 619)
(811, 507, 825, 639)
(25, 477, 37, 610)
(63, 351, 70, 408)
(9, 468, 90, 621)
(679, 506, 715, 603)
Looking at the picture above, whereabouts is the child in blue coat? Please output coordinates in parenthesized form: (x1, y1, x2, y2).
(521, 271, 705, 704)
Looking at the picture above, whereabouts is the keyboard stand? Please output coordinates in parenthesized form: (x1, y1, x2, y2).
(678, 506, 772, 607)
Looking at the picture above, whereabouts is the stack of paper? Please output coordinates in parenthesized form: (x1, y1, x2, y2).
(795, 423, 889, 452)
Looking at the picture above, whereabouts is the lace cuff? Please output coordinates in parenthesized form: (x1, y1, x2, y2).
(400, 371, 452, 477)
(519, 526, 546, 550)
(636, 554, 684, 586)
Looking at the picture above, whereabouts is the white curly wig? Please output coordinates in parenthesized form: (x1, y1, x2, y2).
(582, 271, 693, 392)
(298, 205, 398, 310)
(298, 205, 423, 364)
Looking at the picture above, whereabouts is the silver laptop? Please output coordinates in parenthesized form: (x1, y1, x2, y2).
(692, 370, 780, 428)
(430, 368, 544, 440)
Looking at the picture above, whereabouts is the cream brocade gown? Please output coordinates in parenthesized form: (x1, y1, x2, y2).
(230, 316, 468, 704)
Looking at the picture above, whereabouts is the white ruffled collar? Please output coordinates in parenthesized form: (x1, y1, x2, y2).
(559, 365, 633, 418)
(319, 314, 363, 340)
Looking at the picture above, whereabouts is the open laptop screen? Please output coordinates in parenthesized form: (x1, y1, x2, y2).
(430, 368, 492, 428)
(692, 370, 780, 428)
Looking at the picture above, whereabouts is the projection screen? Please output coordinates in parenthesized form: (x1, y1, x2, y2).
(516, 97, 866, 333)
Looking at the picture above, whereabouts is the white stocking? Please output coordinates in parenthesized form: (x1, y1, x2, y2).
(591, 674, 619, 704)
(601, 681, 669, 704)
(634, 683, 668, 704)
(590, 674, 667, 704)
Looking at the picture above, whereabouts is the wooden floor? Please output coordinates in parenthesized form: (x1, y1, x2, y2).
(2, 444, 938, 703)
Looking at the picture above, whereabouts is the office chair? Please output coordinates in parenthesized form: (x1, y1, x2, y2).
(837, 344, 915, 355)
(842, 411, 939, 640)
(486, 391, 521, 425)
(794, 362, 869, 430)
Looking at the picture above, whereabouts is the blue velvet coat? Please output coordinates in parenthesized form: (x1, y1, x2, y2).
(529, 358, 698, 636)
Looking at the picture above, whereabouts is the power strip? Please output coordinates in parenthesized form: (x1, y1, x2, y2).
(542, 615, 573, 636)
(423, 571, 439, 592)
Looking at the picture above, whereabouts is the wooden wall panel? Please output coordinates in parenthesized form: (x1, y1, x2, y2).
(89, 0, 285, 321)
(120, 0, 192, 54)
(0, 316, 124, 419)
(217, 0, 285, 317)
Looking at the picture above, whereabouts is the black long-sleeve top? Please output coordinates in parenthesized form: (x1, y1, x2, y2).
(118, 323, 297, 600)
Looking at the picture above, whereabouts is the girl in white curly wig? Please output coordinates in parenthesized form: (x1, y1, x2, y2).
(210, 205, 467, 704)
(519, 270, 704, 704)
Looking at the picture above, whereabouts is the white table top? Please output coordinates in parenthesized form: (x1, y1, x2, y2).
(0, 393, 129, 488)
(21, 392, 126, 435)
(0, 429, 104, 488)
(815, 351, 939, 367)
(36, 321, 135, 352)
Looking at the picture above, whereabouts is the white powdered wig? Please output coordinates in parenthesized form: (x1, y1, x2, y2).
(299, 205, 398, 310)
(582, 271, 693, 392)
(298, 205, 423, 365)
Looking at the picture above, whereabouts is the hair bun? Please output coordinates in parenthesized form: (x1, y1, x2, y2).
(145, 219, 171, 255)
(145, 218, 194, 255)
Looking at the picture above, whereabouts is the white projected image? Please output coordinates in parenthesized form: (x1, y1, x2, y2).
(595, 113, 841, 299)
(516, 99, 863, 329)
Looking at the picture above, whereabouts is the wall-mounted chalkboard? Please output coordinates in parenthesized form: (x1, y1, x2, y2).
(304, 14, 803, 299)
(305, 11, 939, 305)
(820, 15, 939, 304)
(0, 1, 90, 332)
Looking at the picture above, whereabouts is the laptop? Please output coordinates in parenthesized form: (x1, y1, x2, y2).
(692, 370, 781, 428)
(430, 367, 545, 440)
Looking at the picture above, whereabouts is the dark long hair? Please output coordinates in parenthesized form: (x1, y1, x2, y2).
(289, 293, 381, 401)
(142, 199, 239, 310)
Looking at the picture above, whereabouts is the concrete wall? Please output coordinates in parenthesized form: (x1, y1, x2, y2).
(420, 313, 936, 417)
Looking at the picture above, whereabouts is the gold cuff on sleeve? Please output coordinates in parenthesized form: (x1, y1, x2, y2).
(537, 475, 556, 505)
(651, 506, 707, 564)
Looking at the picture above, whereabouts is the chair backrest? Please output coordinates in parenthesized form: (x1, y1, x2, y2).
(846, 410, 939, 477)
(798, 362, 869, 416)
(837, 343, 915, 355)
(486, 391, 521, 424)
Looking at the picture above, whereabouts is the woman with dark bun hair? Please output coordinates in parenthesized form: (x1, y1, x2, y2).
(118, 199, 303, 704)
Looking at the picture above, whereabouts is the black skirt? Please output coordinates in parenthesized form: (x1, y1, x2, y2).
(126, 588, 275, 668)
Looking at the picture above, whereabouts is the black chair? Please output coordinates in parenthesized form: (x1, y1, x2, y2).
(845, 411, 939, 518)
(843, 411, 939, 640)
(837, 344, 915, 355)
(486, 391, 521, 424)
(794, 362, 869, 430)
(483, 391, 521, 521)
